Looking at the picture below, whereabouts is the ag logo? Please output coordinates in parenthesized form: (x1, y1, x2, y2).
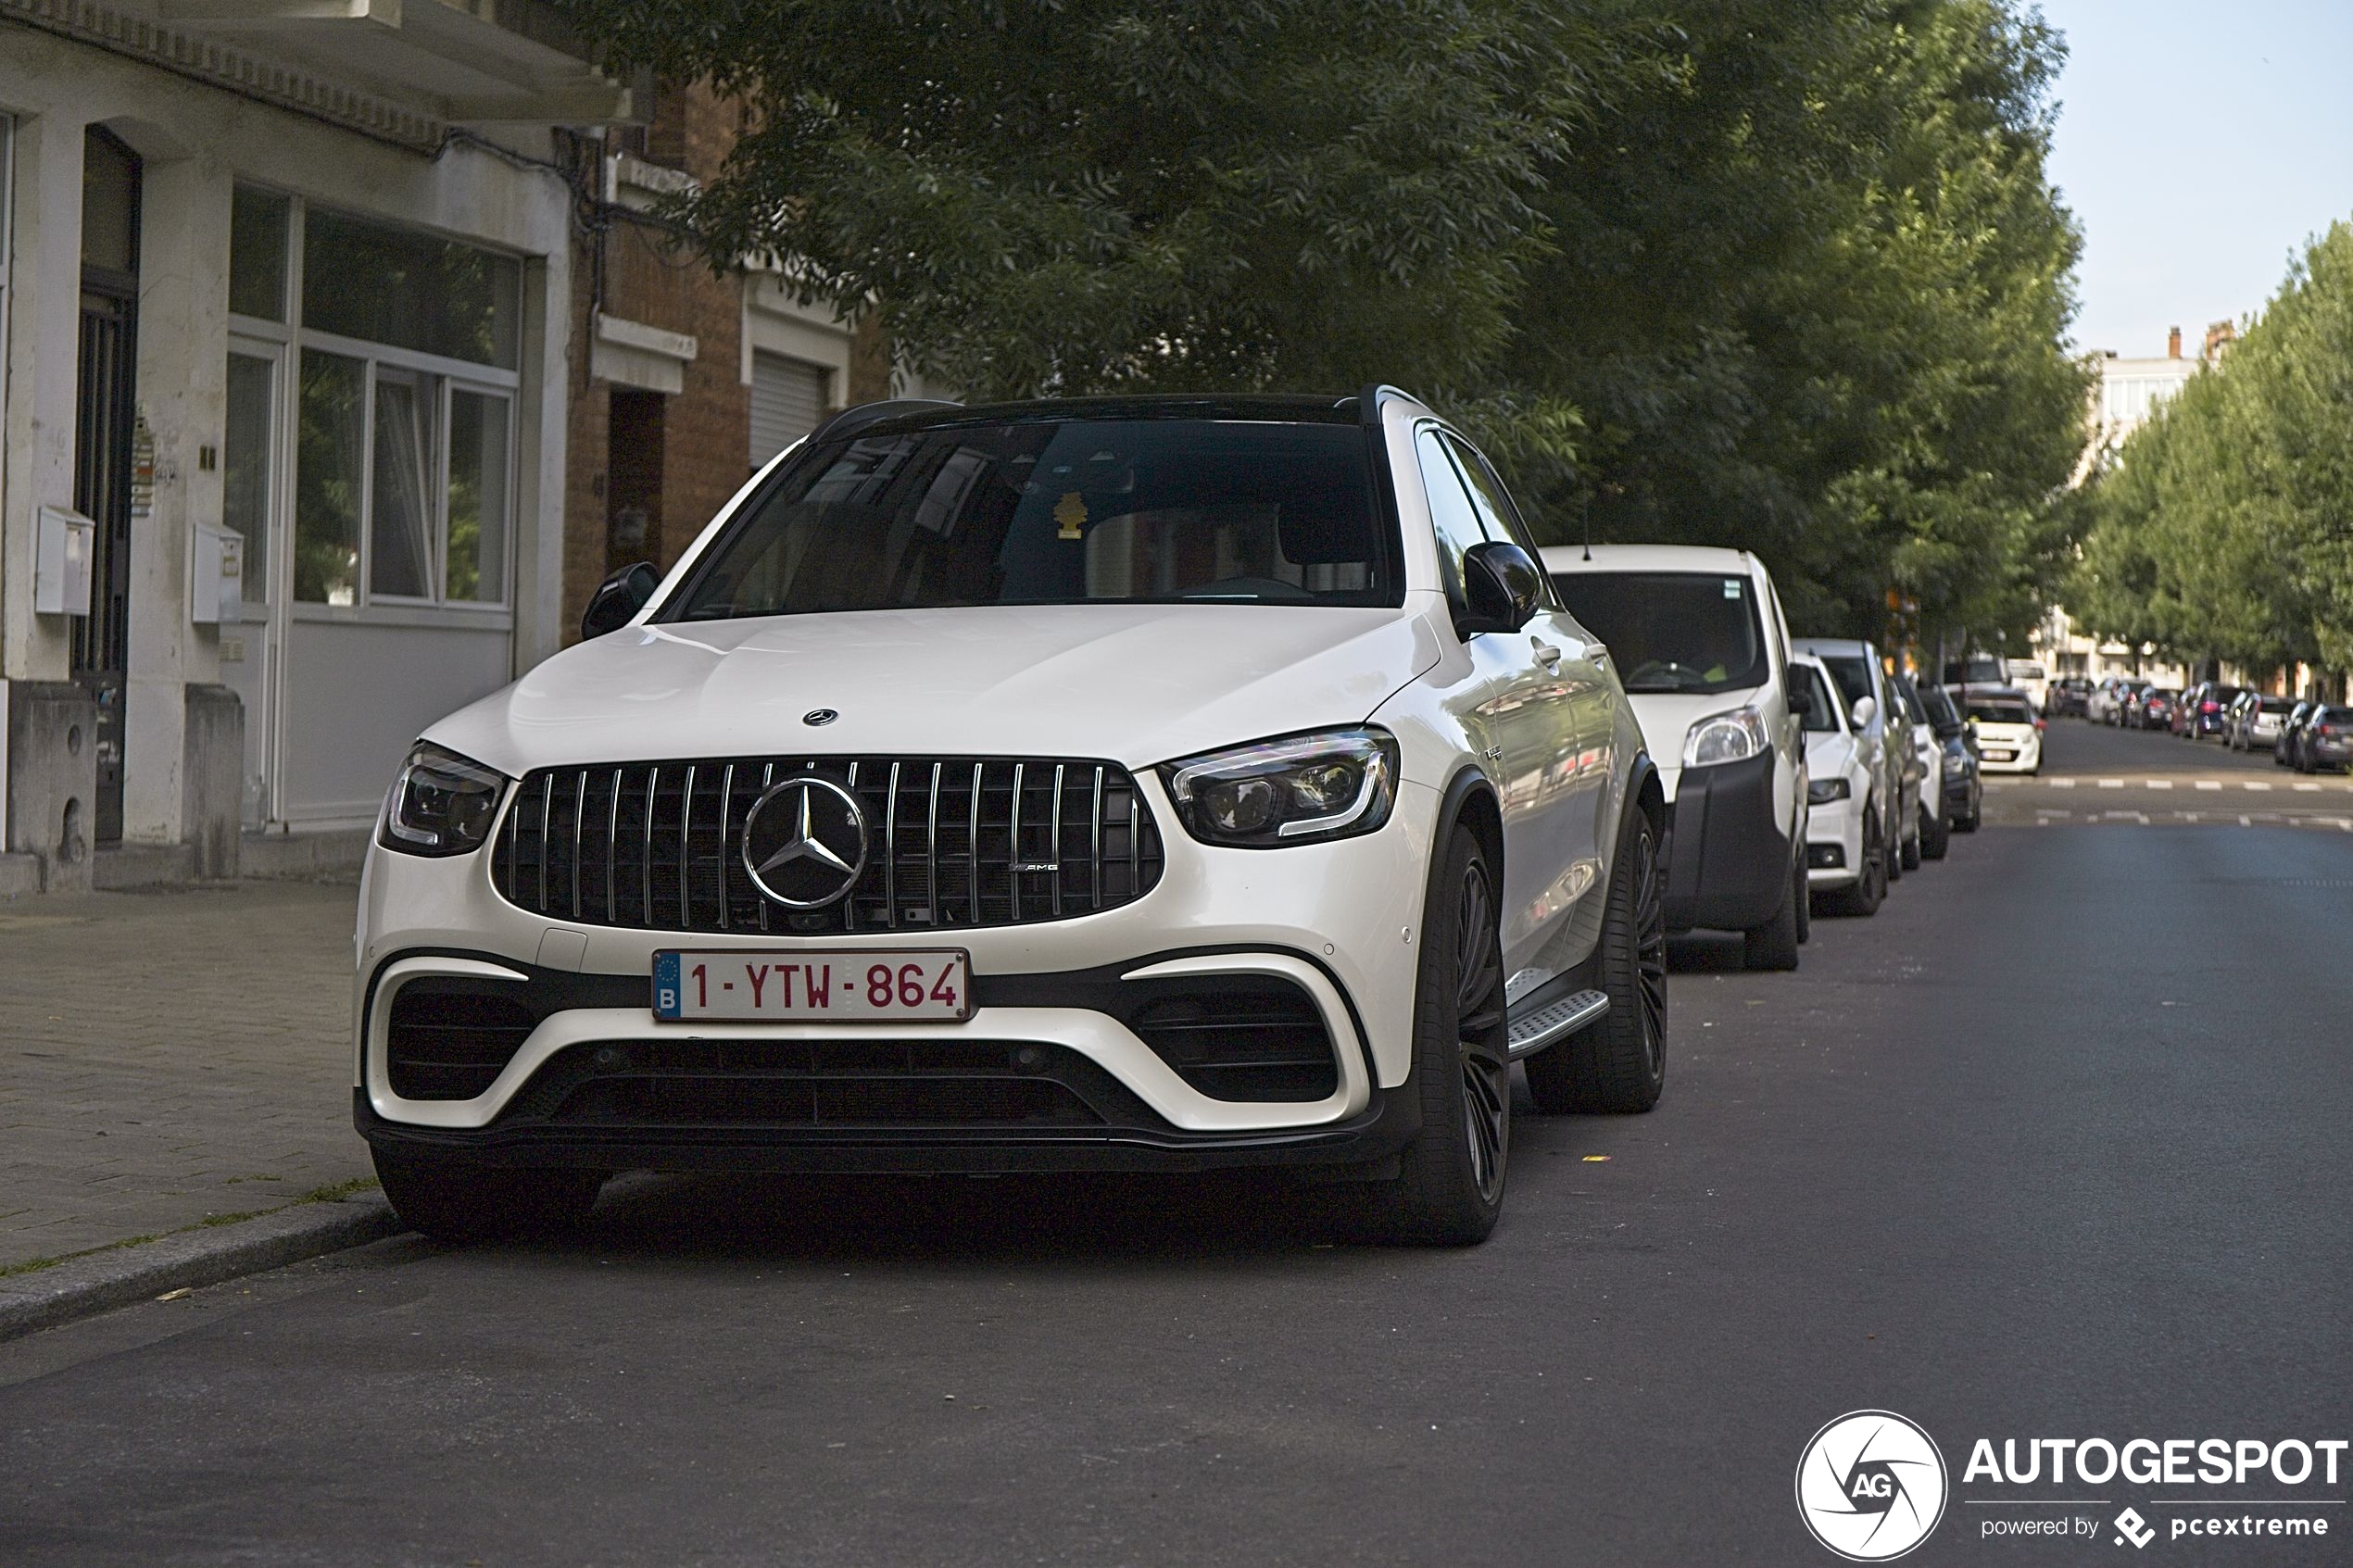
(1795, 1410, 1948, 1561)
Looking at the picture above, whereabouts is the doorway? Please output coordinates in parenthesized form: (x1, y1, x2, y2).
(72, 126, 141, 847)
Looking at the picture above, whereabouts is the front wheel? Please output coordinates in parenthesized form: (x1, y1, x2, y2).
(1359, 824, 1511, 1245)
(1821, 807, 1886, 916)
(373, 1152, 604, 1244)
(1525, 808, 1667, 1114)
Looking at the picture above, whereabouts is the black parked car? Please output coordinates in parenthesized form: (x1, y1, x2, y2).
(2276, 701, 2316, 767)
(1919, 680, 1982, 834)
(2183, 682, 2243, 739)
(2047, 676, 2093, 718)
(2293, 705, 2353, 773)
(2133, 687, 2179, 731)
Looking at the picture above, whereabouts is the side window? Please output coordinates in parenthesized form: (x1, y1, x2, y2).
(1443, 434, 1559, 609)
(1416, 426, 1491, 608)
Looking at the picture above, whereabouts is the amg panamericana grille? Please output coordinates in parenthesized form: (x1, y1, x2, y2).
(491, 757, 1164, 935)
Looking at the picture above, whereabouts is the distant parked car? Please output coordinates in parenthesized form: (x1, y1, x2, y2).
(1793, 654, 1884, 916)
(2133, 687, 2178, 731)
(2047, 676, 2093, 718)
(2007, 659, 2050, 710)
(1943, 653, 2007, 688)
(2183, 682, 2243, 739)
(2291, 705, 2353, 773)
(1800, 637, 1919, 884)
(2085, 677, 2132, 725)
(1542, 544, 1810, 971)
(2276, 701, 2316, 766)
(2228, 692, 2294, 752)
(1965, 689, 2044, 773)
(1919, 682, 1982, 833)
(1892, 673, 1947, 861)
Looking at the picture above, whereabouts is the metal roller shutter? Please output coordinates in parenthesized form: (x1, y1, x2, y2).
(750, 350, 828, 469)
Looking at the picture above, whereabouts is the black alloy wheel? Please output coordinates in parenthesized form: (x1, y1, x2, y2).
(1527, 807, 1667, 1114)
(1453, 853, 1511, 1204)
(1360, 825, 1510, 1244)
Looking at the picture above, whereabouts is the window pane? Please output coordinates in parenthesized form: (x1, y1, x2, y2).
(301, 206, 519, 368)
(1415, 427, 1490, 608)
(446, 390, 509, 603)
(229, 186, 288, 320)
(294, 350, 364, 604)
(369, 370, 435, 599)
(223, 352, 274, 604)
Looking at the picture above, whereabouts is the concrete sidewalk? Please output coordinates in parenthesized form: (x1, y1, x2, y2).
(1, 880, 369, 1273)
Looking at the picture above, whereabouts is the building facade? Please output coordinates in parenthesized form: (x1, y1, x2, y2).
(0, 4, 644, 892)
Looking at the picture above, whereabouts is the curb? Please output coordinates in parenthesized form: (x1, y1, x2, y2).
(0, 1195, 404, 1343)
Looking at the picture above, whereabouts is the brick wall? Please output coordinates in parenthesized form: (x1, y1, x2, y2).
(560, 82, 751, 643)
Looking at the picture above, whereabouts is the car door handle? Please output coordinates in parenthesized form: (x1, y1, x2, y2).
(1532, 640, 1564, 670)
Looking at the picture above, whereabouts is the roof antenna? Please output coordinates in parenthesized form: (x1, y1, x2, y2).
(1580, 491, 1593, 561)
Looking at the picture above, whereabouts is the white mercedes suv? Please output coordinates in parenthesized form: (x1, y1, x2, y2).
(357, 390, 1666, 1246)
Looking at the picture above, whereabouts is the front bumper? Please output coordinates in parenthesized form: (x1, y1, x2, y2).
(355, 774, 1441, 1172)
(1976, 737, 2042, 774)
(1661, 749, 1790, 933)
(1805, 793, 1864, 889)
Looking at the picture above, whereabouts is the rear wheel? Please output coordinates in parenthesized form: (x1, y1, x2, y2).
(1359, 824, 1510, 1244)
(1900, 817, 1923, 871)
(1919, 800, 1951, 860)
(1525, 808, 1667, 1115)
(372, 1152, 604, 1244)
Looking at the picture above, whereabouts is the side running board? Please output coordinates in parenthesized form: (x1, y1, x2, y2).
(1505, 989, 1611, 1060)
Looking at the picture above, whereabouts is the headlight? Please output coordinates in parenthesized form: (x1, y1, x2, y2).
(1683, 703, 1769, 769)
(1807, 776, 1851, 804)
(1163, 727, 1399, 848)
(380, 744, 508, 857)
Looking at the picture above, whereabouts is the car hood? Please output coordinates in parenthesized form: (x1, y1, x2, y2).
(1975, 722, 2037, 743)
(425, 603, 1439, 775)
(1622, 687, 1764, 799)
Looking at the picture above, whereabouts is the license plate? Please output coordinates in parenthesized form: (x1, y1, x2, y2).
(653, 949, 971, 1022)
(1985, 749, 2014, 761)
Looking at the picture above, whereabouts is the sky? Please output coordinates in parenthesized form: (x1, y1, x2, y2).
(2038, 0, 2353, 357)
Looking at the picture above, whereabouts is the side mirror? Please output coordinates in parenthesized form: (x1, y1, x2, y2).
(1787, 684, 1813, 721)
(1457, 540, 1543, 636)
(1849, 694, 1878, 732)
(582, 561, 661, 640)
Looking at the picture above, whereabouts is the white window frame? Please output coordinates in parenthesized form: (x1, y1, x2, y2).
(229, 186, 522, 625)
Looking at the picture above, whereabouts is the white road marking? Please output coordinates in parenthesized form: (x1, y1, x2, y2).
(2098, 778, 2124, 789)
(2146, 779, 2173, 790)
(2196, 781, 2222, 791)
(2051, 777, 2077, 788)
(2294, 782, 2322, 792)
(2240, 815, 2253, 827)
(2244, 782, 2273, 791)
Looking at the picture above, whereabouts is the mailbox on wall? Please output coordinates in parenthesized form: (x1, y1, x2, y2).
(192, 524, 244, 626)
(33, 505, 95, 618)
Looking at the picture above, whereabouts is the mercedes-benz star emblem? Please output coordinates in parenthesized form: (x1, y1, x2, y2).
(802, 709, 838, 726)
(740, 777, 868, 908)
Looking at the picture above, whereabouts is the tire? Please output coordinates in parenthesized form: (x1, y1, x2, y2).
(1743, 849, 1803, 972)
(1525, 806, 1667, 1115)
(1793, 853, 1812, 945)
(1900, 822, 1922, 871)
(1883, 797, 1905, 883)
(1957, 792, 1981, 833)
(1359, 823, 1511, 1244)
(372, 1151, 604, 1244)
(1919, 801, 1950, 860)
(1822, 806, 1886, 916)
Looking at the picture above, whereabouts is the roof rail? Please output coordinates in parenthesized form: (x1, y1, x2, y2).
(1354, 384, 1414, 430)
(805, 397, 963, 445)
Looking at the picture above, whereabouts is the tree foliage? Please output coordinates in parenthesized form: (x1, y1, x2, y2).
(562, 0, 2091, 644)
(2073, 222, 2353, 678)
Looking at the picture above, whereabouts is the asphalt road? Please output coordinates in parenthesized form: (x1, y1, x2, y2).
(4, 721, 2349, 1566)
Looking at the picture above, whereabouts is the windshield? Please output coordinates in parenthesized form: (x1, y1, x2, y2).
(1819, 655, 1877, 714)
(666, 417, 1397, 621)
(2260, 696, 2292, 713)
(1968, 699, 2033, 724)
(1549, 571, 1768, 695)
(1919, 683, 1963, 731)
